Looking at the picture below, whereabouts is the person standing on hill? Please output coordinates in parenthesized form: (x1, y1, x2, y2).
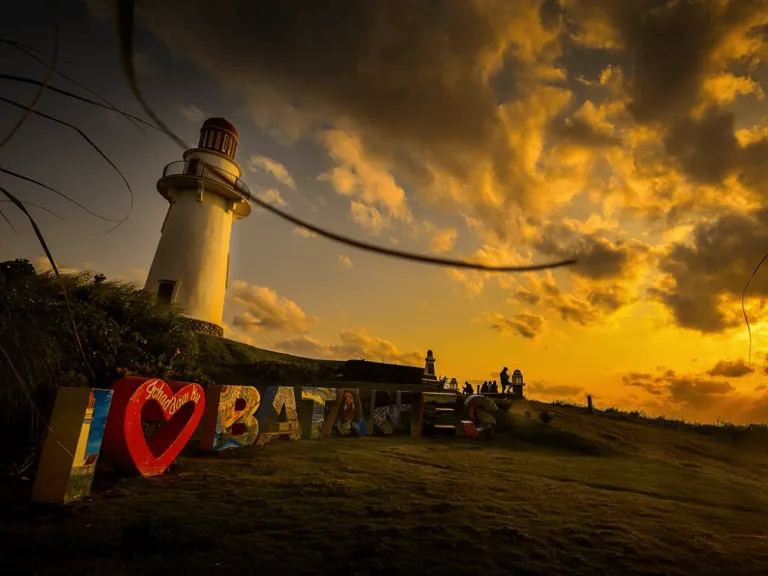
(500, 367, 510, 394)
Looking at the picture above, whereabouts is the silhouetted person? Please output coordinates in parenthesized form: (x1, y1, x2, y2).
(500, 367, 510, 394)
(480, 382, 489, 394)
(463, 381, 474, 395)
(489, 381, 498, 393)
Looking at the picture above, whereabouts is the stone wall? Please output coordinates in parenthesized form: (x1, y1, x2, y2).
(182, 317, 224, 338)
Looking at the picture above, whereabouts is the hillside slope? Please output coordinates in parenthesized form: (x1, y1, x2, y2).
(2, 399, 767, 575)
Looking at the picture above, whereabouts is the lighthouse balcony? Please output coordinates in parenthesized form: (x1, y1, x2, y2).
(158, 160, 252, 215)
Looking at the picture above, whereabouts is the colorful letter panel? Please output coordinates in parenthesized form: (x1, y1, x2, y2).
(418, 392, 460, 437)
(298, 387, 337, 439)
(322, 388, 367, 438)
(370, 390, 413, 436)
(199, 385, 261, 451)
(458, 395, 498, 438)
(32, 387, 114, 503)
(255, 386, 301, 445)
(102, 377, 205, 477)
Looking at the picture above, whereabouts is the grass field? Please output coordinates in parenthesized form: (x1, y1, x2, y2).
(2, 400, 768, 576)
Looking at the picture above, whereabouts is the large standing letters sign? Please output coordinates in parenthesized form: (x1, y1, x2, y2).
(458, 395, 498, 438)
(199, 385, 260, 451)
(255, 386, 301, 445)
(369, 390, 413, 436)
(33, 381, 509, 504)
(321, 388, 367, 438)
(31, 387, 113, 503)
(101, 377, 205, 477)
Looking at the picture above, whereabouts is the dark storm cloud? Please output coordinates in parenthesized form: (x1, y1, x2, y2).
(651, 207, 768, 333)
(95, 0, 522, 167)
(563, 0, 767, 123)
(707, 358, 754, 378)
(621, 366, 735, 407)
(663, 107, 741, 186)
(549, 116, 622, 148)
(533, 226, 651, 280)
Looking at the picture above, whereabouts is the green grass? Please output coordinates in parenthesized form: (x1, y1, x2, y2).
(2, 400, 767, 575)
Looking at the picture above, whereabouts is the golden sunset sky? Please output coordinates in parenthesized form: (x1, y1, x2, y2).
(2, 0, 768, 424)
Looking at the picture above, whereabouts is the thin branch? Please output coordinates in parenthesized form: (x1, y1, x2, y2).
(0, 16, 59, 150)
(0, 199, 63, 220)
(0, 74, 160, 135)
(0, 96, 134, 227)
(0, 184, 94, 380)
(742, 252, 768, 368)
(116, 0, 190, 150)
(0, 38, 77, 65)
(0, 167, 123, 223)
(232, 171, 577, 273)
(0, 206, 17, 234)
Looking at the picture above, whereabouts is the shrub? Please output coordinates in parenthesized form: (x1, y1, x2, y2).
(0, 259, 211, 472)
(539, 410, 552, 424)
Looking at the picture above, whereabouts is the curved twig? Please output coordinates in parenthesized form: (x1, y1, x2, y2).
(116, 0, 190, 150)
(0, 16, 59, 150)
(0, 96, 133, 227)
(0, 198, 63, 219)
(742, 252, 768, 368)
(238, 174, 577, 272)
(0, 167, 123, 223)
(0, 74, 161, 135)
(0, 184, 94, 379)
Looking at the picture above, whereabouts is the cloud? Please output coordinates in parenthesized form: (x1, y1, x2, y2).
(484, 311, 545, 340)
(180, 105, 206, 123)
(229, 280, 318, 334)
(274, 328, 424, 366)
(338, 255, 353, 268)
(248, 155, 296, 189)
(32, 257, 82, 276)
(621, 367, 735, 409)
(532, 225, 653, 281)
(349, 200, 387, 233)
(429, 227, 458, 253)
(706, 358, 754, 378)
(527, 380, 585, 399)
(293, 227, 318, 239)
(255, 188, 287, 207)
(318, 129, 411, 221)
(509, 270, 636, 327)
(649, 207, 768, 333)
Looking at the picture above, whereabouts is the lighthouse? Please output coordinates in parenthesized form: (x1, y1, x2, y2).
(144, 118, 252, 336)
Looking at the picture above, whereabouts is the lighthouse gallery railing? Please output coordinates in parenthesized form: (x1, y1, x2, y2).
(161, 160, 252, 202)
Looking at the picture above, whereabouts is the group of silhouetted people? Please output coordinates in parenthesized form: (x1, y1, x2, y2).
(461, 367, 514, 396)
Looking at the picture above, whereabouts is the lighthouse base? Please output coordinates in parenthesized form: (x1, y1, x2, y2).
(182, 317, 224, 338)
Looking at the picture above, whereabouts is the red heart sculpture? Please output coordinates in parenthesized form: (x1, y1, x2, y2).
(102, 376, 205, 477)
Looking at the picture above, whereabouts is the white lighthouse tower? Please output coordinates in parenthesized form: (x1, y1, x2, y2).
(144, 118, 252, 336)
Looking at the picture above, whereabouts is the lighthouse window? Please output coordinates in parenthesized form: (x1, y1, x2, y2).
(157, 280, 176, 305)
(222, 135, 230, 155)
(214, 131, 223, 151)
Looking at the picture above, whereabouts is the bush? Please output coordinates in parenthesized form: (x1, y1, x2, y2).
(0, 259, 211, 472)
(539, 410, 552, 424)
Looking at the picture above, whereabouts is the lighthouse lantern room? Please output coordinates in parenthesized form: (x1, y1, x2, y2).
(144, 118, 252, 336)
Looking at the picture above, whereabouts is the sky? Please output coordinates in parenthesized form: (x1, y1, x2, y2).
(1, 0, 768, 424)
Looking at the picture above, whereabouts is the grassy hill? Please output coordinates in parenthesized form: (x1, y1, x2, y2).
(2, 400, 767, 575)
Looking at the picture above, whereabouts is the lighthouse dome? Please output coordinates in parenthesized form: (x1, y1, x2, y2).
(198, 117, 240, 159)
